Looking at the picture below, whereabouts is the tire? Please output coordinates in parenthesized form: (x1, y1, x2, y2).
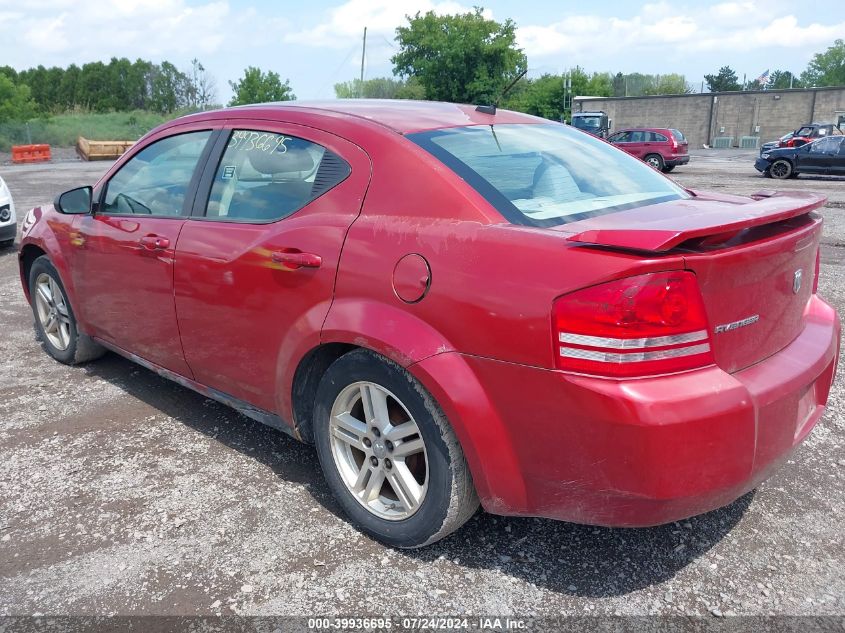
(770, 159, 792, 180)
(0, 239, 14, 248)
(644, 154, 664, 170)
(29, 256, 105, 365)
(313, 349, 479, 548)
(662, 165, 675, 173)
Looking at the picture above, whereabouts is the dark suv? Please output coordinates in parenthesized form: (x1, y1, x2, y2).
(608, 128, 690, 172)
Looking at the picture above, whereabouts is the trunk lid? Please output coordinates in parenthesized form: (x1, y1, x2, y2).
(562, 190, 825, 373)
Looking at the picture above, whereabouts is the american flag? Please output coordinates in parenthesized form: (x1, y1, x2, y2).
(756, 70, 770, 85)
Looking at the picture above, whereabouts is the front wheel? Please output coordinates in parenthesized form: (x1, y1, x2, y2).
(29, 256, 105, 365)
(644, 154, 664, 171)
(770, 159, 792, 179)
(313, 349, 479, 548)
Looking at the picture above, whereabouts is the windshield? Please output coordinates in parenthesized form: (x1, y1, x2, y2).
(572, 116, 600, 129)
(409, 123, 689, 227)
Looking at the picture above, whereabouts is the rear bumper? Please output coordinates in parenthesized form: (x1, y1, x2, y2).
(413, 296, 839, 527)
(666, 154, 690, 167)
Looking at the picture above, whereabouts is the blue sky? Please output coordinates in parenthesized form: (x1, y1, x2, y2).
(1, 0, 842, 102)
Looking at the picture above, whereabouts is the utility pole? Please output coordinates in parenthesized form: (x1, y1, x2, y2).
(359, 27, 367, 98)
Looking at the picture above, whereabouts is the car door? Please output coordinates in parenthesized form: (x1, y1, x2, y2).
(798, 137, 838, 174)
(173, 121, 371, 413)
(70, 125, 217, 376)
(625, 130, 647, 159)
(608, 131, 633, 155)
(835, 137, 845, 175)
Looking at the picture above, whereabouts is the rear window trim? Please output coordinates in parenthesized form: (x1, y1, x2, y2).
(408, 125, 682, 228)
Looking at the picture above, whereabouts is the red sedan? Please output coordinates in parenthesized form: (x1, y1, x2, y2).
(17, 101, 839, 548)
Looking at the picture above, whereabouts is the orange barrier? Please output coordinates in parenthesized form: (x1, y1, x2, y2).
(11, 144, 51, 164)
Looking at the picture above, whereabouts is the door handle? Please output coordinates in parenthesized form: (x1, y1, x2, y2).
(271, 250, 322, 269)
(139, 235, 170, 250)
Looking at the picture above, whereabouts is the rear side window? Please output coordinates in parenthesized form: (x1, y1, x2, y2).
(409, 123, 688, 227)
(205, 130, 350, 222)
(103, 131, 211, 216)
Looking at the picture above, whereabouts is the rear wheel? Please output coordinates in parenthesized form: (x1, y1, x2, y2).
(662, 165, 675, 173)
(770, 159, 792, 180)
(313, 349, 479, 548)
(0, 239, 13, 248)
(29, 256, 105, 365)
(644, 154, 664, 170)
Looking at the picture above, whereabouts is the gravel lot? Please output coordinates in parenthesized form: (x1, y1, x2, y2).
(0, 149, 843, 619)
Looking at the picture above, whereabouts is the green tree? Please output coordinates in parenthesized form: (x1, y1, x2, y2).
(334, 76, 422, 99)
(768, 70, 802, 89)
(645, 74, 691, 95)
(149, 61, 191, 113)
(228, 67, 295, 106)
(392, 8, 526, 104)
(704, 66, 741, 92)
(0, 74, 38, 122)
(503, 74, 566, 121)
(800, 39, 845, 87)
(57, 64, 80, 110)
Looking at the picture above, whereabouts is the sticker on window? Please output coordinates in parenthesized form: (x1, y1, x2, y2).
(222, 165, 236, 179)
(227, 131, 290, 154)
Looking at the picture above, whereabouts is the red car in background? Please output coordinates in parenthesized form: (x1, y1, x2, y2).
(608, 127, 690, 172)
(781, 123, 842, 149)
(18, 101, 839, 548)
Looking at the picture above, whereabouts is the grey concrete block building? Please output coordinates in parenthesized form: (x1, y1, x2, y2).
(574, 87, 845, 148)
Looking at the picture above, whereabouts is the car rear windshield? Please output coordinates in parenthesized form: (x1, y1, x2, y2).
(670, 129, 686, 142)
(408, 123, 688, 227)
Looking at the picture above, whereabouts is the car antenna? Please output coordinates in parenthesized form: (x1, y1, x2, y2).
(475, 68, 528, 115)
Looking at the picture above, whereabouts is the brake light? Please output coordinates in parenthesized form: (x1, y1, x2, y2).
(552, 271, 714, 377)
(813, 247, 820, 294)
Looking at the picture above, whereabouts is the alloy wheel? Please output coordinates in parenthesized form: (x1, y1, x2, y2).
(33, 273, 72, 351)
(771, 160, 790, 179)
(329, 381, 429, 520)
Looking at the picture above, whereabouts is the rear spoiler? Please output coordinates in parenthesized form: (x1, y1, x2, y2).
(566, 190, 826, 253)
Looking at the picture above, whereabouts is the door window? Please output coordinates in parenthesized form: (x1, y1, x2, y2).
(102, 131, 212, 216)
(609, 132, 630, 143)
(204, 130, 351, 222)
(810, 137, 840, 153)
(650, 132, 668, 142)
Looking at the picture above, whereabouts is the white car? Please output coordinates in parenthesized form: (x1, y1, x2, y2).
(0, 174, 16, 247)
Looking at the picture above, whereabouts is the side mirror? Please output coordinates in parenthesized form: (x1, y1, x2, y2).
(54, 186, 92, 215)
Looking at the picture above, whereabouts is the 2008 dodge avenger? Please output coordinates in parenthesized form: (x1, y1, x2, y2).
(18, 101, 840, 548)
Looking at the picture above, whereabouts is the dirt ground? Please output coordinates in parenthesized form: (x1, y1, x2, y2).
(0, 149, 843, 618)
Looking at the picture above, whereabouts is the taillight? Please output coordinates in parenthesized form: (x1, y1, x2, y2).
(813, 247, 820, 294)
(552, 271, 714, 377)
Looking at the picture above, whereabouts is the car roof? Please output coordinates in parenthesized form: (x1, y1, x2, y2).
(174, 100, 545, 135)
(615, 127, 674, 133)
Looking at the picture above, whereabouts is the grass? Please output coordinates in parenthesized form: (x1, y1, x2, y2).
(0, 110, 182, 151)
